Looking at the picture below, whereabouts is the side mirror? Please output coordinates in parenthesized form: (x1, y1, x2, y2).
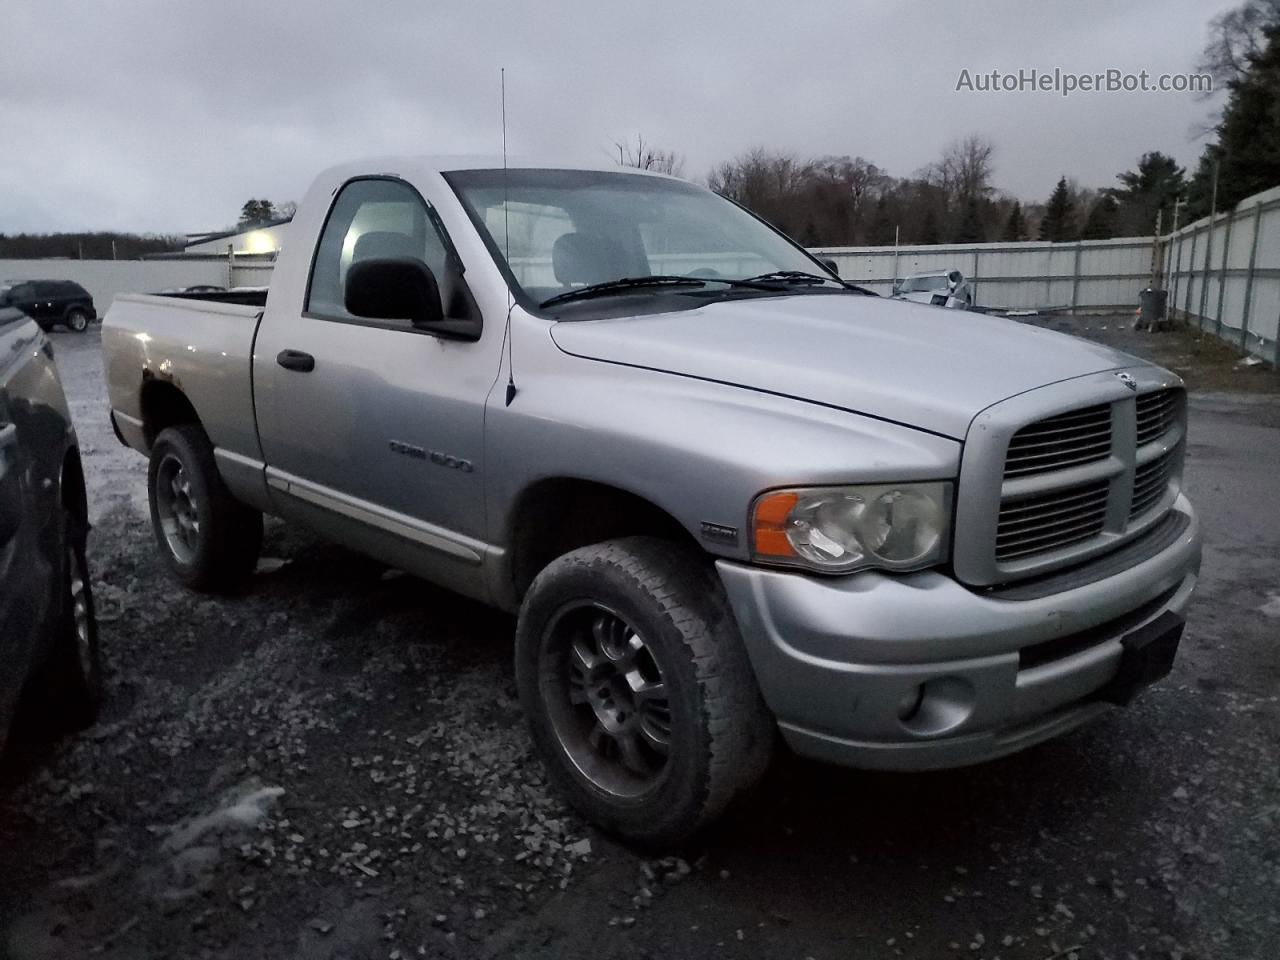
(345, 258, 481, 340)
(346, 257, 443, 328)
(820, 258, 840, 276)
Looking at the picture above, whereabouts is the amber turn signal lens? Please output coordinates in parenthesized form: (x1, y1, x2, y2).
(753, 491, 799, 557)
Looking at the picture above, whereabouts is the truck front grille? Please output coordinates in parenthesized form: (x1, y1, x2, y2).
(981, 385, 1185, 579)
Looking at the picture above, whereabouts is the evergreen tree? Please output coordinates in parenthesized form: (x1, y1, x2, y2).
(953, 196, 985, 243)
(920, 208, 941, 245)
(1081, 195, 1120, 239)
(1001, 202, 1027, 242)
(867, 196, 896, 245)
(1112, 152, 1185, 233)
(1187, 20, 1280, 218)
(1038, 177, 1077, 242)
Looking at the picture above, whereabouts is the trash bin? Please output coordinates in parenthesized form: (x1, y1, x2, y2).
(1138, 287, 1169, 331)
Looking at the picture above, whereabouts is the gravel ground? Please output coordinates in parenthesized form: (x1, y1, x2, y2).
(1, 318, 1278, 960)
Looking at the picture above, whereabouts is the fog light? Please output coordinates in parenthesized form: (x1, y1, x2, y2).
(897, 685, 925, 721)
(897, 676, 976, 736)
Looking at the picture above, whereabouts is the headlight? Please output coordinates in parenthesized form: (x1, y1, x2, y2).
(752, 482, 951, 574)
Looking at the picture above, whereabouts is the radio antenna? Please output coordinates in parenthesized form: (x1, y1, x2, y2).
(501, 67, 517, 406)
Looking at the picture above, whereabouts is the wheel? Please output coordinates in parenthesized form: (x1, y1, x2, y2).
(24, 507, 102, 733)
(65, 309, 90, 333)
(515, 537, 774, 847)
(148, 423, 262, 591)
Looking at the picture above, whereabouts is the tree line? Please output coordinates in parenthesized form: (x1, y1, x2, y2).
(0, 232, 185, 259)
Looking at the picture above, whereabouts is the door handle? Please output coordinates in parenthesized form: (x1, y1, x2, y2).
(276, 349, 315, 373)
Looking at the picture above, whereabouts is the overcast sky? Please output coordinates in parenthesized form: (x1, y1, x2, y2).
(0, 0, 1236, 235)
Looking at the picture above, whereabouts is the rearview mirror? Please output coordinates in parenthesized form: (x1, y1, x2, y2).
(345, 257, 449, 331)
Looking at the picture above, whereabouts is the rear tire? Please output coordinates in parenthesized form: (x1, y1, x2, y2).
(65, 309, 90, 333)
(25, 508, 102, 734)
(515, 537, 774, 847)
(148, 424, 262, 592)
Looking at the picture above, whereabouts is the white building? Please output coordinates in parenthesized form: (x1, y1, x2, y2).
(184, 219, 291, 255)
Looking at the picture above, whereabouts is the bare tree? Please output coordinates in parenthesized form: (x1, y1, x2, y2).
(1199, 0, 1280, 86)
(938, 134, 996, 204)
(614, 134, 685, 177)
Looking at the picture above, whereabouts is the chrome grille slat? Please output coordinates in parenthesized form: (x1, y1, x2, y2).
(1003, 404, 1112, 479)
(1003, 444, 1114, 477)
(1136, 390, 1178, 446)
(1000, 498, 1110, 530)
(1000, 484, 1110, 517)
(1130, 448, 1176, 519)
(1005, 426, 1113, 452)
(997, 507, 1109, 546)
(994, 478, 1110, 562)
(997, 526, 1102, 561)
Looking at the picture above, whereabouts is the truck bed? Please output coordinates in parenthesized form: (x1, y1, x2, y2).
(102, 293, 264, 465)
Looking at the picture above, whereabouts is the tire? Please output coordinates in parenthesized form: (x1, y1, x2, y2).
(515, 536, 774, 847)
(25, 508, 103, 733)
(65, 309, 90, 333)
(148, 423, 262, 592)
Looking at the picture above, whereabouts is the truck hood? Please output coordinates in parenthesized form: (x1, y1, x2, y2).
(549, 294, 1144, 439)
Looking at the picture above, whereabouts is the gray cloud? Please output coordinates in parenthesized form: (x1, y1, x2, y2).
(0, 0, 1236, 234)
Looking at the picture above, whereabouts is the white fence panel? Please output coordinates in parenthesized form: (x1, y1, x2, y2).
(0, 259, 229, 315)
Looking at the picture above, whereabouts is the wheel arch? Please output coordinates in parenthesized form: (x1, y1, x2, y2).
(506, 477, 702, 603)
(60, 445, 88, 527)
(139, 377, 202, 449)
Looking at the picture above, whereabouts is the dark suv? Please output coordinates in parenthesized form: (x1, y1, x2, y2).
(0, 280, 97, 333)
(1, 303, 102, 751)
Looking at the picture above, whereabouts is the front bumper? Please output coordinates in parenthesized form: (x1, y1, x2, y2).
(717, 495, 1202, 771)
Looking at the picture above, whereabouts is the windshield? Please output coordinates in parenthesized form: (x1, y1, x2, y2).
(899, 275, 950, 293)
(445, 169, 830, 307)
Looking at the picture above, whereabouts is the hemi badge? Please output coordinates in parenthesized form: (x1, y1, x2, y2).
(700, 522, 739, 546)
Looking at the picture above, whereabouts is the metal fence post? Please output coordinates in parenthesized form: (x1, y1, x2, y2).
(1170, 229, 1183, 320)
(1198, 216, 1215, 332)
(1070, 242, 1082, 312)
(1183, 228, 1200, 323)
(972, 248, 980, 304)
(1214, 211, 1234, 337)
(1239, 203, 1263, 354)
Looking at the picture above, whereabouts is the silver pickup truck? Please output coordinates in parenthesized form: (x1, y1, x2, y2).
(104, 158, 1202, 844)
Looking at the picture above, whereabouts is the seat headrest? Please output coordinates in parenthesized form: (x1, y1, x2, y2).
(352, 231, 421, 262)
(553, 232, 624, 286)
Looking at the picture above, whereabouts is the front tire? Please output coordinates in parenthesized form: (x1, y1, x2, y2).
(65, 309, 90, 333)
(148, 424, 262, 592)
(515, 537, 774, 847)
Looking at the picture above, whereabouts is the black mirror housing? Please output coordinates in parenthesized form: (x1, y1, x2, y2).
(820, 258, 840, 276)
(345, 258, 478, 339)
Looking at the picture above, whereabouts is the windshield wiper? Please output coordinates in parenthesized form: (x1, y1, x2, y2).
(744, 270, 878, 295)
(540, 275, 784, 309)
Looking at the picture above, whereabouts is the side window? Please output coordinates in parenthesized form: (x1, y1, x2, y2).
(306, 178, 451, 325)
(34, 282, 60, 298)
